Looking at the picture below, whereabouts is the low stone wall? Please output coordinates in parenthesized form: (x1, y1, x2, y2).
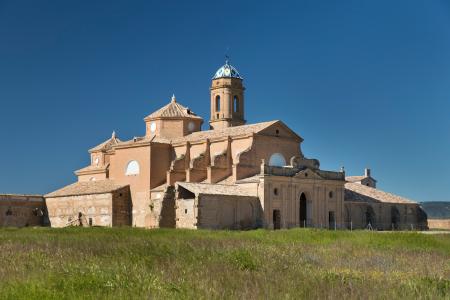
(176, 194, 262, 230)
(427, 219, 450, 230)
(344, 202, 428, 230)
(0, 194, 47, 227)
(46, 187, 131, 227)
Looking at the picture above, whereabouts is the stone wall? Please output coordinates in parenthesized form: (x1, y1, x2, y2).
(46, 186, 131, 227)
(344, 202, 427, 230)
(259, 176, 345, 229)
(0, 194, 47, 227)
(176, 197, 196, 229)
(176, 194, 262, 230)
(112, 187, 132, 226)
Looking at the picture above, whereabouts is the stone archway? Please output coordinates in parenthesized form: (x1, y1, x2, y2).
(365, 206, 376, 229)
(391, 206, 400, 230)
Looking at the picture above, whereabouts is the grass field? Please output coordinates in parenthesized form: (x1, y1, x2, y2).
(0, 228, 449, 299)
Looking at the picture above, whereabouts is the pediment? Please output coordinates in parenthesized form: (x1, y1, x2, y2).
(257, 121, 303, 142)
(293, 168, 324, 180)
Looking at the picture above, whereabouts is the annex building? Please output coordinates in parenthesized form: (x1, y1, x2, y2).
(42, 61, 427, 230)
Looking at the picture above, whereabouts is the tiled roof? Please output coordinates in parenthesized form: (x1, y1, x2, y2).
(116, 120, 282, 146)
(0, 194, 44, 199)
(144, 96, 203, 120)
(45, 180, 128, 198)
(75, 164, 109, 175)
(345, 182, 416, 204)
(115, 135, 171, 148)
(106, 120, 298, 150)
(176, 182, 257, 197)
(89, 132, 122, 152)
(236, 175, 262, 183)
(172, 120, 279, 143)
(151, 183, 167, 192)
(346, 176, 366, 182)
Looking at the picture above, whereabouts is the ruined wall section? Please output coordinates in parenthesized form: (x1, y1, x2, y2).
(0, 194, 47, 227)
(46, 193, 114, 227)
(110, 144, 151, 227)
(112, 186, 132, 226)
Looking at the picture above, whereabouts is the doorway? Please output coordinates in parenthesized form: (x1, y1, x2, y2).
(391, 206, 400, 230)
(328, 211, 335, 229)
(273, 210, 281, 230)
(365, 206, 376, 228)
(299, 193, 307, 227)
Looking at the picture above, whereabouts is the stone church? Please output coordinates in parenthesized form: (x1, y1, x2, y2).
(43, 61, 427, 230)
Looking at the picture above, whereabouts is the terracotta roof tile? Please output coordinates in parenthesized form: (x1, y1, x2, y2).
(45, 180, 128, 198)
(346, 176, 366, 182)
(176, 182, 257, 197)
(345, 182, 416, 204)
(172, 120, 279, 143)
(89, 133, 122, 153)
(144, 97, 202, 120)
(115, 135, 171, 148)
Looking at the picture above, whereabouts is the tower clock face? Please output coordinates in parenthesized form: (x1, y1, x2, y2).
(224, 68, 231, 76)
(150, 122, 156, 133)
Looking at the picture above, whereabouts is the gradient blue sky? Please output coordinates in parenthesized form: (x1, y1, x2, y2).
(0, 0, 449, 201)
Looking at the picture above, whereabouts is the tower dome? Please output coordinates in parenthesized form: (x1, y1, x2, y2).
(212, 60, 243, 80)
(209, 59, 246, 130)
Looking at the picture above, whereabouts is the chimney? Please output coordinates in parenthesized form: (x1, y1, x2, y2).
(365, 168, 371, 177)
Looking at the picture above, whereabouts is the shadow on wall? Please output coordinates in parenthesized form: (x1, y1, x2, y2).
(1, 201, 49, 227)
(159, 186, 176, 228)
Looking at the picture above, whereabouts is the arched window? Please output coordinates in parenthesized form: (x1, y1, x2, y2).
(215, 95, 221, 112)
(391, 206, 400, 230)
(125, 160, 140, 176)
(269, 153, 286, 167)
(233, 96, 239, 113)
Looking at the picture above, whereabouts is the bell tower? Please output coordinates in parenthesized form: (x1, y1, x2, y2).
(209, 59, 246, 130)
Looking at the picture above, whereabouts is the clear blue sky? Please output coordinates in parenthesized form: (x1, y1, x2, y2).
(0, 0, 449, 201)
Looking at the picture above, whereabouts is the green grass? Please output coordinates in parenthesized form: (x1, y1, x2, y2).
(0, 228, 449, 299)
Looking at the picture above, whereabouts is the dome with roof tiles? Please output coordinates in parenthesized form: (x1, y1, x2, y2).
(212, 60, 243, 80)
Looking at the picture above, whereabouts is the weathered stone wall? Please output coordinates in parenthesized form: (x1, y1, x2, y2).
(112, 187, 132, 226)
(259, 176, 345, 229)
(0, 194, 47, 227)
(344, 202, 427, 230)
(46, 193, 114, 227)
(176, 198, 196, 229)
(176, 194, 262, 230)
